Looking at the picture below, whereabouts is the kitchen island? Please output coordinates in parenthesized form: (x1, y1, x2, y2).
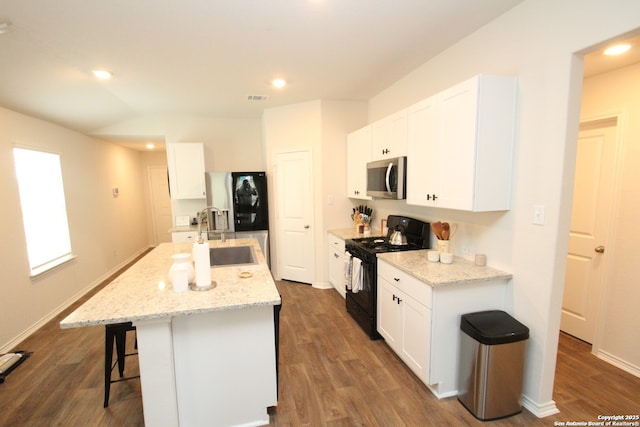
(60, 238, 281, 427)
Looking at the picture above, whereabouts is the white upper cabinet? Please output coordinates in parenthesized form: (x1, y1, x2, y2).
(406, 96, 439, 206)
(166, 142, 206, 199)
(346, 126, 372, 200)
(407, 75, 517, 211)
(371, 109, 408, 161)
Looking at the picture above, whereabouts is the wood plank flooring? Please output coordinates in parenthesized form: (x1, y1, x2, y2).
(1, 271, 639, 426)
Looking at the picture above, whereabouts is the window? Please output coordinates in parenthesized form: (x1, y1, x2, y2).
(13, 147, 74, 277)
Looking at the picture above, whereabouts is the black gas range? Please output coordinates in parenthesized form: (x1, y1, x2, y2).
(345, 215, 431, 339)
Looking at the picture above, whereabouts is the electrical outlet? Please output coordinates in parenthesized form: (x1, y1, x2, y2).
(462, 246, 472, 256)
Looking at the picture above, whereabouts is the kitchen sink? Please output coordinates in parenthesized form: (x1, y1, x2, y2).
(209, 246, 256, 267)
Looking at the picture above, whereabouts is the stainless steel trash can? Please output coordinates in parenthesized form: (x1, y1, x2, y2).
(457, 310, 529, 420)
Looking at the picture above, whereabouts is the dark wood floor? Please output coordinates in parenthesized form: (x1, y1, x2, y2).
(1, 269, 639, 426)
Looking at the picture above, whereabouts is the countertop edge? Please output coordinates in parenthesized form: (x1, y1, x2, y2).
(377, 251, 513, 288)
(60, 298, 282, 329)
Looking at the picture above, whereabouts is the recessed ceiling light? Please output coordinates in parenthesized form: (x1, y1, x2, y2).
(272, 78, 286, 88)
(604, 44, 631, 56)
(146, 143, 155, 150)
(92, 69, 113, 80)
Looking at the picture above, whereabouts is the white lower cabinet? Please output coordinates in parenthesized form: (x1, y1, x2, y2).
(327, 234, 346, 298)
(378, 265, 431, 382)
(377, 258, 508, 398)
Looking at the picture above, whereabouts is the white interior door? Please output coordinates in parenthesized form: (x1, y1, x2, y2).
(149, 166, 173, 245)
(274, 149, 314, 284)
(561, 120, 617, 343)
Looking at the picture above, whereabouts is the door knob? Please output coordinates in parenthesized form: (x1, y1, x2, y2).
(304, 225, 310, 229)
(594, 245, 605, 253)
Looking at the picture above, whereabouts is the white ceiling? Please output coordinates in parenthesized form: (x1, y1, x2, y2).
(0, 1, 524, 138)
(0, 1, 638, 151)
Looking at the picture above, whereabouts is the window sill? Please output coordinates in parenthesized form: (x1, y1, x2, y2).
(30, 254, 77, 278)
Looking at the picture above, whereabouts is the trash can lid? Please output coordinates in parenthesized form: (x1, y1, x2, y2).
(460, 310, 529, 345)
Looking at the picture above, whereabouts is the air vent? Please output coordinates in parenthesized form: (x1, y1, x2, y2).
(247, 95, 270, 102)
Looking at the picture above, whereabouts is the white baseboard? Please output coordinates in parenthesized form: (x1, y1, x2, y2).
(521, 395, 559, 418)
(312, 281, 333, 290)
(596, 349, 640, 379)
(0, 246, 151, 354)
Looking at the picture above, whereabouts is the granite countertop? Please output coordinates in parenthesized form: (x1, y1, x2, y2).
(328, 228, 385, 241)
(60, 238, 281, 329)
(377, 250, 512, 287)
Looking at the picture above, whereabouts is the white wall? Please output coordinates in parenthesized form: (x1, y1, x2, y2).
(93, 114, 263, 221)
(363, 0, 640, 417)
(581, 62, 640, 374)
(0, 107, 150, 351)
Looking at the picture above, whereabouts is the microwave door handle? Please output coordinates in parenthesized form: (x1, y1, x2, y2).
(385, 162, 393, 193)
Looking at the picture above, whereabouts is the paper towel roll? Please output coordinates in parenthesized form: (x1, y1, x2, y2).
(193, 241, 212, 287)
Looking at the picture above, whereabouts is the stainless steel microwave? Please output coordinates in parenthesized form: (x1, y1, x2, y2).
(366, 156, 406, 199)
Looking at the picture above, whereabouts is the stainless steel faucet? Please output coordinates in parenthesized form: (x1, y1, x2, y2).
(197, 206, 228, 243)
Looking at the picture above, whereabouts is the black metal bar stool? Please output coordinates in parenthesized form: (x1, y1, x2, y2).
(104, 322, 139, 407)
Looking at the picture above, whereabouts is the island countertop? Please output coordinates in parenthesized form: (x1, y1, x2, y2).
(377, 250, 512, 287)
(60, 238, 281, 329)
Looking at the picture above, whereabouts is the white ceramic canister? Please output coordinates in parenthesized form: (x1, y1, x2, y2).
(440, 252, 454, 264)
(436, 239, 451, 254)
(427, 251, 440, 262)
(169, 253, 195, 285)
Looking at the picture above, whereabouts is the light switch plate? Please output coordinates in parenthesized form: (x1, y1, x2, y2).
(533, 205, 545, 225)
(175, 215, 190, 226)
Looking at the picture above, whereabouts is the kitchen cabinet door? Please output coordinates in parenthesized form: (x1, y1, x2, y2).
(166, 142, 206, 199)
(327, 234, 346, 298)
(406, 96, 439, 206)
(171, 231, 199, 243)
(371, 109, 408, 161)
(377, 260, 432, 383)
(377, 276, 402, 349)
(400, 292, 431, 383)
(406, 75, 516, 211)
(346, 126, 372, 200)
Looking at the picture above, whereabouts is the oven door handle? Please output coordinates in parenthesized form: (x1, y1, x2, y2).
(385, 162, 393, 194)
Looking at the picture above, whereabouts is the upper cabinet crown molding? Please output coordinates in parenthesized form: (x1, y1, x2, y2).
(166, 142, 206, 200)
(406, 74, 517, 212)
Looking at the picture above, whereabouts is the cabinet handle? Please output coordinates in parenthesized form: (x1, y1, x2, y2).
(393, 277, 400, 282)
(333, 253, 339, 258)
(426, 194, 438, 201)
(594, 245, 605, 253)
(396, 297, 402, 304)
(392, 294, 396, 301)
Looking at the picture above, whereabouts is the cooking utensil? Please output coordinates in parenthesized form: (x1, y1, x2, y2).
(442, 222, 450, 240)
(389, 225, 408, 246)
(431, 222, 443, 240)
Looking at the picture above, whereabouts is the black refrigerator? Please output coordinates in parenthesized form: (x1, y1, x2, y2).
(231, 172, 269, 231)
